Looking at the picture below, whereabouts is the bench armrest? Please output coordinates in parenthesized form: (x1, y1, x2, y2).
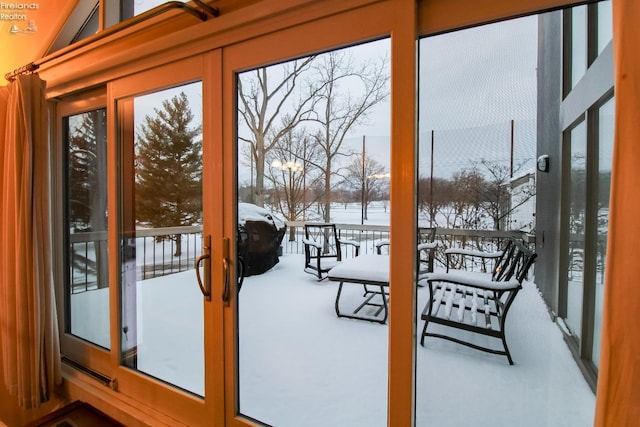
(339, 238, 361, 256)
(339, 238, 360, 247)
(375, 239, 390, 248)
(426, 271, 520, 291)
(444, 248, 503, 258)
(444, 248, 503, 273)
(418, 242, 437, 251)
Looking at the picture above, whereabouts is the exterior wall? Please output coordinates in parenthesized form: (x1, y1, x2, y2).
(508, 172, 536, 232)
(536, 10, 563, 314)
(536, 3, 615, 390)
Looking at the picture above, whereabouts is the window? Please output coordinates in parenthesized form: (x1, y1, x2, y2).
(560, 1, 614, 382)
(560, 95, 614, 378)
(592, 95, 614, 369)
(47, 0, 200, 54)
(564, 2, 613, 94)
(118, 82, 205, 395)
(72, 5, 99, 43)
(570, 5, 587, 89)
(47, 1, 100, 53)
(64, 107, 109, 349)
(235, 38, 391, 427)
(46, 2, 615, 425)
(597, 1, 613, 55)
(106, 57, 218, 424)
(416, 13, 595, 426)
(56, 90, 113, 377)
(565, 119, 587, 342)
(117, 0, 189, 22)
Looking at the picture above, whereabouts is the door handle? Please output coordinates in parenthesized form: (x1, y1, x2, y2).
(222, 237, 230, 306)
(195, 235, 211, 301)
(222, 258, 230, 306)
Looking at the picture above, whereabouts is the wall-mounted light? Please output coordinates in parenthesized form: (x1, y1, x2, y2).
(537, 155, 550, 173)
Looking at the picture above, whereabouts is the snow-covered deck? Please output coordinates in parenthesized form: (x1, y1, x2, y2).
(238, 254, 595, 427)
(71, 253, 595, 427)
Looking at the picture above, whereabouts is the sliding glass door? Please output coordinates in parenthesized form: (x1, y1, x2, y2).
(52, 2, 607, 426)
(109, 55, 222, 425)
(234, 39, 391, 427)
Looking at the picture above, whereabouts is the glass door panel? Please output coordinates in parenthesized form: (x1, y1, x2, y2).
(593, 95, 614, 368)
(64, 108, 109, 349)
(119, 82, 205, 395)
(118, 0, 189, 22)
(236, 39, 390, 426)
(416, 12, 595, 426)
(597, 1, 613, 55)
(570, 5, 587, 88)
(567, 120, 587, 341)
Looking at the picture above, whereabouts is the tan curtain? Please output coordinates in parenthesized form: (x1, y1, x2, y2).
(594, 0, 640, 425)
(0, 74, 61, 409)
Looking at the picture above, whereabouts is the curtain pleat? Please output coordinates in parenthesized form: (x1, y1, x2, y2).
(0, 74, 61, 409)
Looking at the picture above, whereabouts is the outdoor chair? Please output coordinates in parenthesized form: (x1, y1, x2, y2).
(375, 227, 437, 275)
(303, 223, 360, 279)
(418, 237, 536, 364)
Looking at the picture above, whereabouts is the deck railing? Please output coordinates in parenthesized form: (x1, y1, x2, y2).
(69, 223, 534, 293)
(69, 226, 203, 293)
(283, 221, 534, 265)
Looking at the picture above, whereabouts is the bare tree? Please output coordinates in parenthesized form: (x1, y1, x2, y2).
(237, 57, 318, 207)
(266, 128, 324, 238)
(306, 50, 389, 222)
(342, 154, 388, 222)
(417, 176, 451, 227)
(451, 168, 486, 230)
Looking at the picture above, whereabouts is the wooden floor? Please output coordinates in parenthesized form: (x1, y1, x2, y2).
(25, 401, 124, 427)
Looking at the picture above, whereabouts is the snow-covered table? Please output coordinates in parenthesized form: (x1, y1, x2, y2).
(328, 255, 390, 324)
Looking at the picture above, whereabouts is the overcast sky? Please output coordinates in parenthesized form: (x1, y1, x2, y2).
(131, 14, 539, 182)
(345, 14, 538, 179)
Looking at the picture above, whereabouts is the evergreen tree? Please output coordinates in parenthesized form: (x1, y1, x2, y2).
(135, 92, 202, 256)
(68, 110, 107, 231)
(68, 109, 109, 288)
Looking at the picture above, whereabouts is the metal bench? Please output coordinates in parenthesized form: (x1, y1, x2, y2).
(419, 237, 536, 364)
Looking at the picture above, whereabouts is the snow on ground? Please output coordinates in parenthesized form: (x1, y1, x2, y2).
(71, 253, 595, 427)
(69, 203, 595, 426)
(237, 255, 595, 427)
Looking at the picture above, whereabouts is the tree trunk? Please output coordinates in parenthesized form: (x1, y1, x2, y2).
(324, 161, 332, 223)
(254, 143, 266, 207)
(174, 234, 182, 257)
(92, 110, 109, 289)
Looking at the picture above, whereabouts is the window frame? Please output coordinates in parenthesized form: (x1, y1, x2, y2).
(107, 54, 221, 425)
(54, 88, 114, 379)
(221, 12, 402, 425)
(559, 1, 614, 389)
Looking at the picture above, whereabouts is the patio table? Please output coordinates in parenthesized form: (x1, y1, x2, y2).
(328, 255, 390, 324)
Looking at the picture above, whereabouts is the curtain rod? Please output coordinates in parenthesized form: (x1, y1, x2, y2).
(4, 1, 219, 82)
